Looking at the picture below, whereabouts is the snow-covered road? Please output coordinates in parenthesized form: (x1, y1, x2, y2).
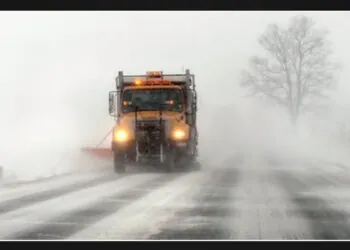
(1, 155, 350, 240)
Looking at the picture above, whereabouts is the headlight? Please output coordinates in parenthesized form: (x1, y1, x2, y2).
(114, 128, 128, 142)
(172, 129, 186, 140)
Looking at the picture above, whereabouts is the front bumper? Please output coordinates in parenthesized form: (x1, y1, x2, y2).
(111, 139, 188, 152)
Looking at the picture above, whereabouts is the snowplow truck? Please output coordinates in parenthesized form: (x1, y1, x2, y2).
(108, 70, 199, 173)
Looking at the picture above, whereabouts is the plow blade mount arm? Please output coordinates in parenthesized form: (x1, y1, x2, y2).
(81, 127, 114, 160)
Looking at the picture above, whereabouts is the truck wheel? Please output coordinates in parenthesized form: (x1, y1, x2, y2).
(183, 156, 200, 172)
(113, 151, 126, 173)
(192, 160, 201, 171)
(165, 151, 176, 173)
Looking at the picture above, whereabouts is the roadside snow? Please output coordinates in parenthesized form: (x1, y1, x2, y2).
(1, 148, 111, 185)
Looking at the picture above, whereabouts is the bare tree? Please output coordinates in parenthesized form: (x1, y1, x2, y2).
(240, 15, 340, 125)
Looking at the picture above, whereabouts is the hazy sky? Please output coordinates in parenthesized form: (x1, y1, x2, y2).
(0, 11, 349, 156)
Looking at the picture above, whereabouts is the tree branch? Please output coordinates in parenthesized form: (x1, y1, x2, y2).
(240, 14, 340, 125)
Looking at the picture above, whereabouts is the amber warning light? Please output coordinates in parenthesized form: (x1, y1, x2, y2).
(134, 79, 143, 85)
(147, 71, 162, 78)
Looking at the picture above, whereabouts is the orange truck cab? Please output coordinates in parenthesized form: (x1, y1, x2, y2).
(108, 70, 199, 173)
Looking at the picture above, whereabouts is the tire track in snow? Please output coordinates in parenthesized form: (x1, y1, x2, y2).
(228, 158, 312, 240)
(10, 173, 184, 240)
(147, 167, 239, 240)
(276, 170, 350, 239)
(1, 172, 108, 201)
(67, 170, 210, 239)
(0, 173, 160, 239)
(0, 173, 125, 215)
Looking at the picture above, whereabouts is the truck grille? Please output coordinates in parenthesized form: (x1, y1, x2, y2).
(134, 119, 168, 154)
(135, 119, 165, 131)
(134, 119, 166, 140)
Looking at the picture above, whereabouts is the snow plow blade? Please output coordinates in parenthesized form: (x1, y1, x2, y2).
(81, 147, 113, 160)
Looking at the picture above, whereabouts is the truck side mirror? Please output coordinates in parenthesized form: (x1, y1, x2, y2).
(108, 91, 117, 116)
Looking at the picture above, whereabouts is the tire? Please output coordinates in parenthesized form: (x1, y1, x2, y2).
(192, 160, 201, 171)
(113, 151, 126, 173)
(183, 156, 200, 172)
(165, 150, 176, 173)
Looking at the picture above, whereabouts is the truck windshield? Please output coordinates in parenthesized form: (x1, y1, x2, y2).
(122, 89, 184, 113)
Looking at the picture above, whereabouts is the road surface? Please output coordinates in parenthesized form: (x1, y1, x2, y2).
(1, 154, 350, 240)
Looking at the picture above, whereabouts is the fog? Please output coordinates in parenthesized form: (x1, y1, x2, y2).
(1, 11, 350, 182)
